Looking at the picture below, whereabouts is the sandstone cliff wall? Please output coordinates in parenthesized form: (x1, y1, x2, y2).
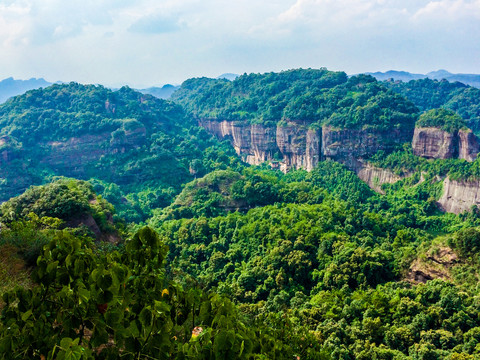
(412, 127, 457, 159)
(353, 161, 407, 194)
(200, 120, 411, 172)
(458, 129, 480, 162)
(41, 126, 147, 175)
(322, 126, 413, 168)
(438, 177, 480, 214)
(412, 127, 479, 162)
(199, 120, 322, 171)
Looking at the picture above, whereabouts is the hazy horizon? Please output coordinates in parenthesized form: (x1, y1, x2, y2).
(1, 0, 479, 88)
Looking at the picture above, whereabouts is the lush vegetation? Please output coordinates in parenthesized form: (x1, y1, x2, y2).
(172, 69, 418, 131)
(3, 69, 480, 359)
(0, 83, 242, 223)
(416, 108, 467, 133)
(369, 144, 480, 180)
(384, 78, 480, 134)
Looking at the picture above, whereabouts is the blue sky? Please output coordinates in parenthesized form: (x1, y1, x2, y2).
(0, 0, 479, 87)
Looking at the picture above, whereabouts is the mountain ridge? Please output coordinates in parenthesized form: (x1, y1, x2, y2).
(363, 69, 480, 88)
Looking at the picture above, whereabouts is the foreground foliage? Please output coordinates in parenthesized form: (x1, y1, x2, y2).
(0, 227, 328, 359)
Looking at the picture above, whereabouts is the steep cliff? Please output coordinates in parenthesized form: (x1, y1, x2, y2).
(276, 126, 321, 172)
(458, 128, 480, 161)
(322, 126, 413, 168)
(199, 120, 322, 171)
(412, 126, 480, 162)
(41, 126, 146, 175)
(200, 119, 413, 173)
(438, 177, 480, 214)
(412, 127, 457, 159)
(353, 161, 407, 194)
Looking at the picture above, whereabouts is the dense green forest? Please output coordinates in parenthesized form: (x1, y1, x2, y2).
(0, 83, 243, 223)
(3, 69, 480, 359)
(172, 69, 418, 131)
(384, 78, 480, 134)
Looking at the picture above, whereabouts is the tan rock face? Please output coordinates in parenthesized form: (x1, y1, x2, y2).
(353, 161, 407, 194)
(412, 127, 457, 159)
(437, 177, 480, 214)
(199, 120, 322, 172)
(322, 126, 413, 168)
(41, 128, 146, 176)
(458, 128, 480, 162)
(201, 120, 412, 172)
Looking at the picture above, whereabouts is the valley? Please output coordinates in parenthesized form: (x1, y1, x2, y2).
(2, 68, 480, 359)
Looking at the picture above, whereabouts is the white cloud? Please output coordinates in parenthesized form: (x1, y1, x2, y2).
(414, 0, 480, 21)
(128, 13, 185, 34)
(0, 0, 479, 86)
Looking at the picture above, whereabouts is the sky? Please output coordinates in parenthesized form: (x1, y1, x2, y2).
(0, 0, 479, 88)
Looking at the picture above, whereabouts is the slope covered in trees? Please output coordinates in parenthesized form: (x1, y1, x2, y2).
(0, 83, 242, 222)
(384, 78, 480, 134)
(172, 69, 418, 131)
(0, 183, 326, 359)
(3, 69, 480, 359)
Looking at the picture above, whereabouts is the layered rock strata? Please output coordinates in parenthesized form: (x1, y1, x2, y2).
(200, 120, 322, 171)
(412, 127, 457, 159)
(42, 126, 146, 175)
(322, 126, 413, 168)
(458, 129, 480, 162)
(200, 120, 411, 173)
(353, 161, 407, 194)
(412, 127, 479, 161)
(438, 177, 480, 214)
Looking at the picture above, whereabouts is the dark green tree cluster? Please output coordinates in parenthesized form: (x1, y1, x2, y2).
(416, 108, 467, 133)
(0, 83, 243, 222)
(0, 226, 328, 359)
(384, 78, 480, 133)
(172, 69, 418, 131)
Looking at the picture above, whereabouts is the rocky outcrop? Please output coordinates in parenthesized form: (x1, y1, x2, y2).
(412, 127, 457, 159)
(458, 128, 480, 161)
(276, 126, 321, 172)
(200, 120, 411, 173)
(199, 120, 322, 171)
(42, 128, 146, 175)
(322, 126, 413, 168)
(438, 177, 480, 214)
(412, 127, 480, 161)
(353, 161, 407, 194)
(407, 247, 458, 284)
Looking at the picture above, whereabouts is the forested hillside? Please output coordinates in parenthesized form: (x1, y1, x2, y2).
(2, 69, 480, 359)
(384, 78, 480, 134)
(0, 83, 242, 222)
(172, 69, 418, 131)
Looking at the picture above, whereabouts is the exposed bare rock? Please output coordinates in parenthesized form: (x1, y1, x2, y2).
(66, 213, 121, 243)
(66, 214, 102, 239)
(353, 161, 408, 194)
(201, 119, 412, 173)
(458, 128, 480, 162)
(412, 127, 457, 159)
(438, 177, 480, 214)
(42, 128, 146, 176)
(322, 126, 413, 168)
(199, 120, 321, 172)
(407, 247, 458, 284)
(276, 126, 321, 172)
(306, 129, 322, 171)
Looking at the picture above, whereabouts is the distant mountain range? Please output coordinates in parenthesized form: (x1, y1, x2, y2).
(364, 70, 480, 88)
(0, 77, 52, 103)
(0, 73, 241, 104)
(3, 70, 476, 104)
(217, 73, 239, 81)
(137, 84, 180, 99)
